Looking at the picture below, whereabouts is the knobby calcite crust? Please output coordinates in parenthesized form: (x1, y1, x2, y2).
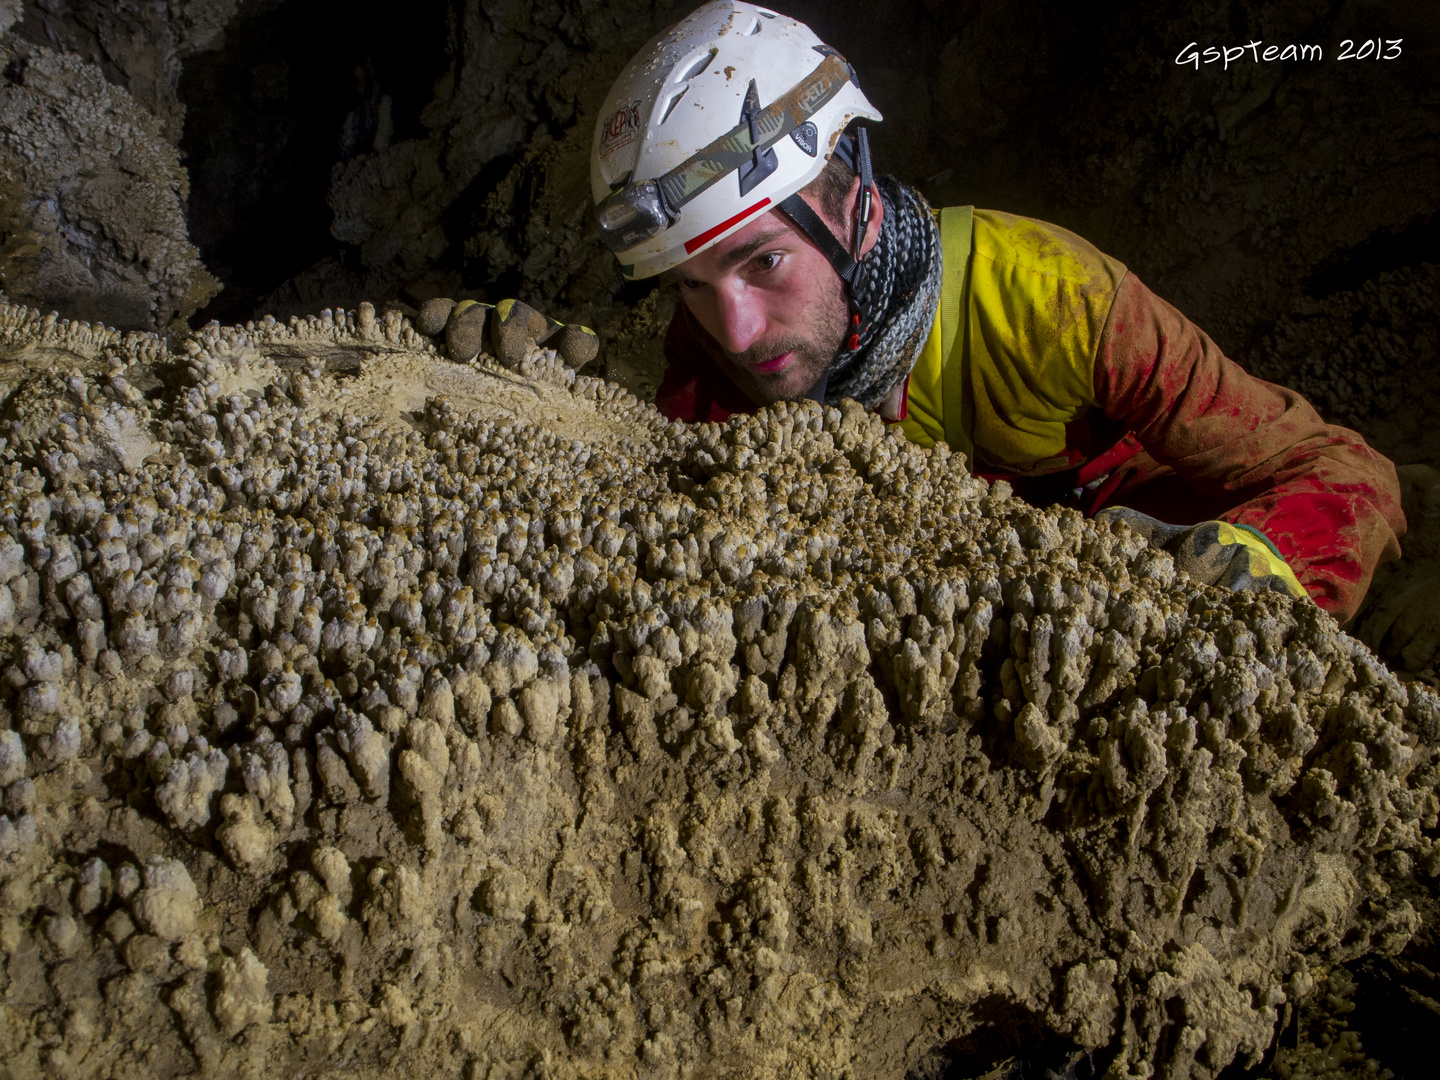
(0, 300, 1435, 1080)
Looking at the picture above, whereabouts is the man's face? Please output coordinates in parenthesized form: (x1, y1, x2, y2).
(664, 184, 877, 405)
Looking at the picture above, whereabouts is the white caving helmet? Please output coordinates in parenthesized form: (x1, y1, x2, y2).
(591, 1, 882, 280)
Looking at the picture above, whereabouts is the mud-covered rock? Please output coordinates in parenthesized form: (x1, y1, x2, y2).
(130, 855, 199, 942)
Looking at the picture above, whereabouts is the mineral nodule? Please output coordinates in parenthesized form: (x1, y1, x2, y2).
(0, 299, 1434, 1079)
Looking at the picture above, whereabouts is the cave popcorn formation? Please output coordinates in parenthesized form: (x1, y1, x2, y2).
(0, 299, 1434, 1079)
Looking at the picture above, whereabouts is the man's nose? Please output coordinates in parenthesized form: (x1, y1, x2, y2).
(712, 282, 766, 355)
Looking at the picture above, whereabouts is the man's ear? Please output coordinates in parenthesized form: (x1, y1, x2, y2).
(845, 174, 884, 258)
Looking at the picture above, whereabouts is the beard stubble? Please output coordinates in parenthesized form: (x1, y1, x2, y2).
(721, 275, 851, 406)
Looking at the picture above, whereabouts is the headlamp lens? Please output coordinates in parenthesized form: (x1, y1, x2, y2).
(597, 202, 638, 230)
(595, 180, 671, 253)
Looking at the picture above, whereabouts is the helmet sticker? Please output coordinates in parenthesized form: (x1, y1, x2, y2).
(790, 121, 818, 157)
(600, 102, 643, 158)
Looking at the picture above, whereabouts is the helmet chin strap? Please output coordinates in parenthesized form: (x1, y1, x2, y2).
(776, 126, 876, 400)
(801, 365, 831, 404)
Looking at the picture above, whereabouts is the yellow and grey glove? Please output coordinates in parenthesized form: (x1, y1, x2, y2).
(1095, 507, 1309, 601)
(415, 297, 599, 370)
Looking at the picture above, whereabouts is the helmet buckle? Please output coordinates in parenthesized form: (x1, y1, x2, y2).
(736, 80, 779, 196)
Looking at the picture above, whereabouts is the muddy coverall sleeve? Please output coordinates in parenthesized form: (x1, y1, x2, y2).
(1094, 271, 1405, 622)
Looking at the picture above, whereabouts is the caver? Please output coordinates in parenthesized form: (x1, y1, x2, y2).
(587, 0, 1406, 632)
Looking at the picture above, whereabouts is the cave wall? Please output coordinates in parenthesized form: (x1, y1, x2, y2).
(0, 0, 234, 329)
(170, 0, 1439, 396)
(0, 0, 1434, 372)
(8, 0, 241, 140)
(786, 0, 1438, 356)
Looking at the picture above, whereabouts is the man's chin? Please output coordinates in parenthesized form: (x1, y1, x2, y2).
(733, 355, 828, 404)
(748, 371, 818, 405)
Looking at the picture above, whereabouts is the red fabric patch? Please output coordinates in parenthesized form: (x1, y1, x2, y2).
(878, 379, 910, 425)
(1088, 272, 1403, 621)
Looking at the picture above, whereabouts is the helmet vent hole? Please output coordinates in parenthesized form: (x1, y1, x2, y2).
(676, 48, 717, 83)
(658, 88, 688, 125)
(744, 18, 762, 35)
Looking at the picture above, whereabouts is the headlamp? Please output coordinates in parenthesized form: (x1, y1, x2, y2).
(596, 181, 672, 254)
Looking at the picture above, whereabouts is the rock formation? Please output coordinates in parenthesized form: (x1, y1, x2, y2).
(0, 5, 222, 330)
(0, 300, 1434, 1078)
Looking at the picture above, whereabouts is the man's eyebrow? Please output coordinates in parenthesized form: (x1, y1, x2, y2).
(662, 227, 794, 285)
(718, 228, 791, 271)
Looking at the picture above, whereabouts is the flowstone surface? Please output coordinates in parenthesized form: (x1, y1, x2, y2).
(0, 300, 1435, 1079)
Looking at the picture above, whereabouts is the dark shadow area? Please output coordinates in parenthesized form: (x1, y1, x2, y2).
(179, 0, 455, 326)
(901, 996, 1111, 1080)
(1306, 212, 1440, 299)
(1346, 954, 1440, 1079)
(1340, 871, 1440, 1080)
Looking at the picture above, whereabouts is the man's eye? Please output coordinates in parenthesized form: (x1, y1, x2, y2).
(754, 253, 782, 271)
(678, 278, 702, 290)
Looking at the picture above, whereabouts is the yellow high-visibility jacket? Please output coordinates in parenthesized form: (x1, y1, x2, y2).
(897, 207, 1123, 471)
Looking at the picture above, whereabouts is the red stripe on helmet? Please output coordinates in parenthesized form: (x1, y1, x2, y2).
(684, 198, 772, 254)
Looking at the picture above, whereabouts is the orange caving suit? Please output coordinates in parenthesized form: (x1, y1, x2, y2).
(656, 207, 1405, 623)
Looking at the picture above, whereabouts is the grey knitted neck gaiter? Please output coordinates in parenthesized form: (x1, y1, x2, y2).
(822, 177, 942, 410)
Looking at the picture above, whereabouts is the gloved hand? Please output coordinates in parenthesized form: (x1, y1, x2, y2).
(415, 297, 599, 370)
(1095, 507, 1309, 601)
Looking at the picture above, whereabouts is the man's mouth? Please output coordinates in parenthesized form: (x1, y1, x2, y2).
(753, 350, 795, 374)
